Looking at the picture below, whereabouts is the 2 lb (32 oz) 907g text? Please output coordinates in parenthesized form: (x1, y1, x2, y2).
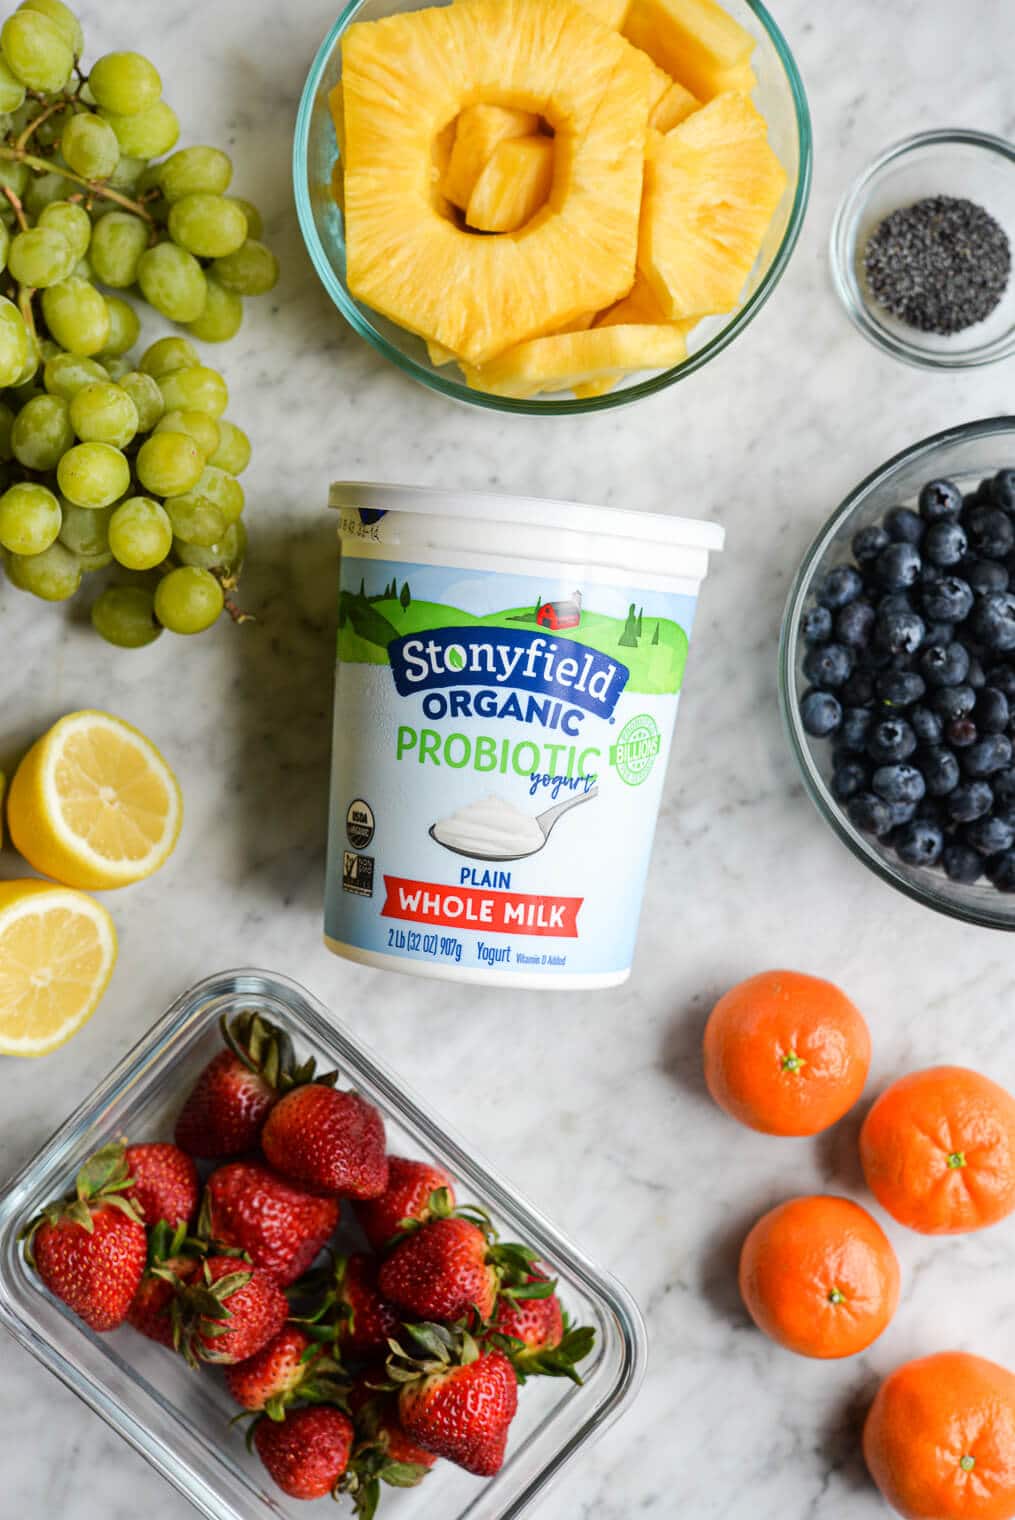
(387, 927, 463, 964)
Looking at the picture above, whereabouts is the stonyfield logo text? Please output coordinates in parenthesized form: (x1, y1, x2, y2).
(389, 628, 629, 721)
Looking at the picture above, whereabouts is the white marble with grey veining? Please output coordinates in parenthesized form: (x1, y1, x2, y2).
(2, 0, 1015, 1515)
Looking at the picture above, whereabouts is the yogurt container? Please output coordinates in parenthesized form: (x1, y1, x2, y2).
(325, 483, 723, 989)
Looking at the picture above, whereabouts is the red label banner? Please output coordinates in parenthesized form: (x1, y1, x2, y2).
(381, 877, 582, 938)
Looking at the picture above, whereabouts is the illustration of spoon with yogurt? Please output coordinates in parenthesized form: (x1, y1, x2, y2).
(429, 789, 599, 863)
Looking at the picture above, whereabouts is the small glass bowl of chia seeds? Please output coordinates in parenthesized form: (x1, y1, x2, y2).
(831, 129, 1015, 369)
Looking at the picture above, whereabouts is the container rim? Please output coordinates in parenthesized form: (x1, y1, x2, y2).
(329, 481, 725, 553)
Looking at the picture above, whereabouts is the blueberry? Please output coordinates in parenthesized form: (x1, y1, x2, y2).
(965, 505, 1014, 559)
(919, 479, 963, 522)
(919, 642, 970, 688)
(967, 655, 987, 690)
(962, 733, 1013, 777)
(818, 565, 865, 609)
(838, 707, 873, 752)
(970, 592, 1015, 651)
(875, 542, 922, 591)
(964, 814, 1015, 856)
(976, 687, 1010, 734)
(885, 507, 924, 545)
(947, 718, 978, 748)
(894, 818, 944, 867)
(873, 764, 926, 804)
(866, 718, 917, 763)
(943, 843, 984, 883)
(842, 670, 877, 707)
(888, 799, 918, 826)
(993, 769, 1015, 805)
(835, 601, 876, 649)
(920, 576, 974, 623)
(832, 759, 869, 801)
(800, 689, 842, 737)
(924, 521, 968, 567)
(932, 684, 976, 721)
(993, 469, 1015, 512)
(853, 524, 891, 563)
(921, 747, 961, 796)
(802, 643, 854, 689)
(801, 605, 833, 643)
(847, 793, 894, 836)
(878, 591, 915, 617)
(988, 851, 1015, 891)
(961, 557, 1008, 595)
(911, 705, 944, 744)
(876, 670, 926, 708)
(922, 620, 955, 647)
(945, 781, 994, 823)
(987, 667, 1015, 699)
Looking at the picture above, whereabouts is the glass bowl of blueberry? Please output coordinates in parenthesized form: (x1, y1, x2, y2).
(780, 416, 1015, 928)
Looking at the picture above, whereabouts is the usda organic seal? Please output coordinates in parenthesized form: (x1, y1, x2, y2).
(611, 714, 661, 787)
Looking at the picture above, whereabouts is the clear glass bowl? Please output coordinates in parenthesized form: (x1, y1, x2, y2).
(779, 417, 1015, 930)
(292, 0, 812, 415)
(0, 969, 645, 1520)
(830, 130, 1015, 369)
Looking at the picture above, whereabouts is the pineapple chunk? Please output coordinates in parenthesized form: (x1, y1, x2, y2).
(342, 0, 653, 366)
(427, 339, 459, 365)
(466, 135, 555, 233)
(443, 104, 540, 210)
(638, 94, 786, 320)
(650, 79, 700, 131)
(623, 0, 754, 100)
(574, 0, 630, 27)
(596, 270, 673, 325)
(462, 323, 687, 397)
(573, 378, 619, 398)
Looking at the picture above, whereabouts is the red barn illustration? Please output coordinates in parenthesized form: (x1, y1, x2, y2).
(536, 590, 582, 631)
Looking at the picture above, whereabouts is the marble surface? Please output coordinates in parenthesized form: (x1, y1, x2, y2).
(2, 0, 1015, 1515)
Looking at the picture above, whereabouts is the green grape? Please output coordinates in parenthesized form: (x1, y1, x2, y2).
(73, 254, 91, 279)
(167, 193, 247, 260)
(88, 211, 147, 287)
(59, 499, 112, 556)
(118, 369, 163, 431)
(18, 0, 83, 59)
(41, 277, 110, 355)
(91, 583, 162, 647)
(39, 337, 61, 360)
(0, 219, 9, 273)
(0, 296, 29, 386)
(135, 431, 203, 496)
(140, 335, 198, 379)
(225, 197, 263, 241)
(38, 201, 92, 262)
(0, 479, 61, 554)
(102, 353, 131, 379)
(0, 9, 72, 92)
(154, 564, 222, 634)
(76, 547, 112, 571)
(108, 495, 171, 570)
(57, 439, 130, 507)
(173, 518, 245, 572)
(164, 494, 225, 547)
(169, 464, 243, 531)
(11, 335, 39, 386)
(11, 392, 73, 469)
(68, 380, 138, 447)
(0, 400, 13, 460)
(8, 226, 75, 287)
(61, 113, 120, 180)
(206, 417, 250, 476)
(157, 363, 228, 418)
(100, 296, 140, 357)
(89, 52, 161, 117)
(5, 538, 80, 598)
(107, 155, 146, 192)
(44, 351, 108, 399)
(136, 242, 207, 323)
(24, 169, 75, 219)
(0, 55, 26, 111)
(211, 239, 279, 297)
(100, 99, 178, 159)
(155, 407, 219, 458)
(185, 277, 242, 343)
(0, 158, 28, 199)
(158, 145, 232, 203)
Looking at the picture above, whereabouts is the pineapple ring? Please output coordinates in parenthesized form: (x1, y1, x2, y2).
(341, 0, 655, 367)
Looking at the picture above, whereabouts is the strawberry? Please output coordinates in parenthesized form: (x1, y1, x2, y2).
(21, 1140, 146, 1332)
(176, 1256, 289, 1366)
(126, 1219, 206, 1347)
(389, 1323, 518, 1476)
(335, 1254, 401, 1357)
(343, 1373, 437, 1517)
(124, 1143, 199, 1229)
(378, 1218, 498, 1324)
(254, 1405, 355, 1500)
(353, 1156, 456, 1250)
(226, 1325, 346, 1418)
(200, 1161, 339, 1286)
(261, 1085, 388, 1199)
(487, 1271, 596, 1385)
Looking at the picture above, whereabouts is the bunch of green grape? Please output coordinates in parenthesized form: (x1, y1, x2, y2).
(0, 0, 277, 645)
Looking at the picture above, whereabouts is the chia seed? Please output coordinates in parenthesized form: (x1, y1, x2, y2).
(863, 195, 1011, 335)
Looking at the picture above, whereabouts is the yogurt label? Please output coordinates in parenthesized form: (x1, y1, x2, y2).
(325, 507, 708, 988)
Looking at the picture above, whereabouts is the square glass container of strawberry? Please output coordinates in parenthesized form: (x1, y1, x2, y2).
(0, 968, 646, 1520)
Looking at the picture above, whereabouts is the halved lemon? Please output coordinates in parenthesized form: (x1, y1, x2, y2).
(0, 880, 117, 1056)
(7, 711, 183, 890)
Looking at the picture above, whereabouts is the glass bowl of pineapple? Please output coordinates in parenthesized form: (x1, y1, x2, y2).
(294, 0, 811, 414)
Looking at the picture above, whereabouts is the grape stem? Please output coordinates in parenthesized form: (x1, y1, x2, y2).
(0, 145, 155, 224)
(16, 284, 37, 342)
(15, 99, 73, 153)
(222, 594, 254, 625)
(1, 184, 28, 233)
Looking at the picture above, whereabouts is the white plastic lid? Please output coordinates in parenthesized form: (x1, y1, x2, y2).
(329, 481, 724, 554)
